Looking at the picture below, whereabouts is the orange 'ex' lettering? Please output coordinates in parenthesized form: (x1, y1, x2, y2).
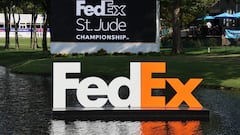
(141, 62, 203, 109)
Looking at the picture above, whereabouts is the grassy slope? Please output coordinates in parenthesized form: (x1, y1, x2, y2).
(0, 38, 240, 89)
(10, 54, 240, 89)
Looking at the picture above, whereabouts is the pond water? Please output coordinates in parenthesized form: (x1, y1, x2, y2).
(0, 66, 240, 135)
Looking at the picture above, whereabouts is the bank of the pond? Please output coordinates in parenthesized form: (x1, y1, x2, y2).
(0, 47, 240, 89)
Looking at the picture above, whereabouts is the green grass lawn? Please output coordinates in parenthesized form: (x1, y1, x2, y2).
(0, 38, 240, 89)
(0, 37, 51, 50)
(8, 54, 240, 89)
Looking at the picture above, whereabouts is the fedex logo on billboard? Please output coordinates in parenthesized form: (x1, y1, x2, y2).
(53, 62, 203, 110)
(76, 0, 126, 16)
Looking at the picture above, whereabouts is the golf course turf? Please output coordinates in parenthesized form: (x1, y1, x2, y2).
(0, 41, 240, 89)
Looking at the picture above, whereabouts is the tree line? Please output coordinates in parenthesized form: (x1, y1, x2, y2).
(160, 0, 217, 54)
(0, 0, 49, 51)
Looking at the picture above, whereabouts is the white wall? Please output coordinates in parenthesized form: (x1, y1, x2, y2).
(0, 13, 44, 25)
(0, 31, 50, 38)
(0, 13, 50, 38)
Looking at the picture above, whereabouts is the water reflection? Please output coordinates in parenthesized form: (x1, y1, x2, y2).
(142, 121, 201, 135)
(0, 66, 51, 135)
(50, 121, 201, 135)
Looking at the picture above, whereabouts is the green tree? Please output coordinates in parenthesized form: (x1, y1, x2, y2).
(26, 0, 49, 51)
(1, 0, 49, 51)
(29, 1, 40, 50)
(40, 0, 50, 52)
(0, 0, 13, 49)
(160, 0, 216, 54)
(172, 0, 182, 54)
(12, 0, 24, 49)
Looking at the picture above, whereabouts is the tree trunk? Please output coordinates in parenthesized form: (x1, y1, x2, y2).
(171, 0, 183, 54)
(4, 7, 11, 49)
(31, 6, 38, 50)
(42, 13, 48, 51)
(13, 12, 20, 49)
(33, 15, 38, 50)
(30, 12, 33, 48)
